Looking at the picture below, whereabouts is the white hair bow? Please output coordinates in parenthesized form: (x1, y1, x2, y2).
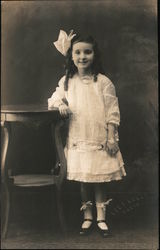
(53, 30, 76, 56)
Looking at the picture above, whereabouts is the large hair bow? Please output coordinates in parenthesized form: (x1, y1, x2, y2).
(53, 30, 76, 56)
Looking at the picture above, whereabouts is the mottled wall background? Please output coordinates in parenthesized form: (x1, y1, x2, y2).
(1, 1, 158, 194)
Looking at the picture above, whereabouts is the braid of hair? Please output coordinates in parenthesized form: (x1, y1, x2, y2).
(64, 69, 70, 91)
(93, 73, 97, 82)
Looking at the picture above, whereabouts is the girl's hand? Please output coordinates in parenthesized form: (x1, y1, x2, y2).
(58, 103, 71, 117)
(106, 141, 119, 156)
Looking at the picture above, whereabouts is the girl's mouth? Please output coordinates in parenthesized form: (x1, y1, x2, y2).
(79, 61, 88, 64)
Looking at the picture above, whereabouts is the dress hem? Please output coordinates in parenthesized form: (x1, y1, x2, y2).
(67, 167, 126, 183)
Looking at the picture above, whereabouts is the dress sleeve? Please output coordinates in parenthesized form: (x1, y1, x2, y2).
(103, 79, 120, 127)
(48, 76, 67, 108)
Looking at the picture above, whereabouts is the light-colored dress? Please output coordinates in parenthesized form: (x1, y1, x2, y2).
(48, 73, 126, 182)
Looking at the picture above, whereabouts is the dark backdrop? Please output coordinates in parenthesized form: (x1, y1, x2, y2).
(1, 0, 158, 219)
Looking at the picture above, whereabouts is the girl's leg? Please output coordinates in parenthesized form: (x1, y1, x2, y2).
(81, 182, 93, 203)
(80, 183, 93, 230)
(94, 183, 106, 203)
(94, 183, 108, 230)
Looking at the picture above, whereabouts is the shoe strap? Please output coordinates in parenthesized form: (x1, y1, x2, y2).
(84, 218, 93, 222)
(96, 199, 112, 211)
(80, 201, 93, 211)
(97, 220, 106, 223)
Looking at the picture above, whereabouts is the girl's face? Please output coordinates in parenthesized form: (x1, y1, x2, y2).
(72, 42, 94, 71)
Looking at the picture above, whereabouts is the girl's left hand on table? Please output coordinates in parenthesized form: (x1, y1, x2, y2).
(58, 103, 72, 117)
(106, 141, 119, 156)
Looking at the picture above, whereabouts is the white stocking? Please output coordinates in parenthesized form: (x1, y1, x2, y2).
(80, 201, 93, 229)
(96, 200, 112, 230)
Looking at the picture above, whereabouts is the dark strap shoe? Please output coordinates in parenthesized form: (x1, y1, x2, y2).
(97, 220, 110, 237)
(79, 219, 93, 236)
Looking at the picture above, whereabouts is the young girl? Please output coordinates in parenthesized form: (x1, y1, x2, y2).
(48, 30, 126, 237)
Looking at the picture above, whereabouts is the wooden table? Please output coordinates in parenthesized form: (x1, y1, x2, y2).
(1, 104, 67, 238)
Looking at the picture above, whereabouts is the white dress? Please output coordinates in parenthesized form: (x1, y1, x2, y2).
(48, 73, 126, 182)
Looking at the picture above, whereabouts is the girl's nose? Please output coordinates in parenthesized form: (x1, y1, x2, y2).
(80, 52, 86, 59)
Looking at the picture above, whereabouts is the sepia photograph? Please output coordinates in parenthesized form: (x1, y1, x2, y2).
(1, 0, 158, 249)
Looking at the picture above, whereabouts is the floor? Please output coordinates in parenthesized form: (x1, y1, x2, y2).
(1, 189, 159, 249)
(1, 217, 158, 249)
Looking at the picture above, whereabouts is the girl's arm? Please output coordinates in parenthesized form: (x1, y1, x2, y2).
(48, 76, 71, 117)
(107, 123, 116, 142)
(103, 79, 120, 155)
(48, 76, 66, 108)
(107, 123, 119, 156)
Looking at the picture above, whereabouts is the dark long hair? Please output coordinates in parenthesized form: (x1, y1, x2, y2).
(64, 34, 105, 90)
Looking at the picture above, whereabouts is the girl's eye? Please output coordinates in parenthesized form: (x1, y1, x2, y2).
(75, 50, 80, 55)
(73, 49, 93, 55)
(85, 50, 93, 54)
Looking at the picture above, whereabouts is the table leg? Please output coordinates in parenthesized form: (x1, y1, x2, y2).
(55, 185, 67, 233)
(51, 120, 67, 233)
(53, 120, 67, 185)
(1, 121, 11, 239)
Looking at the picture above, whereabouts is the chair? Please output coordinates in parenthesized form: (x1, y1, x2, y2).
(1, 118, 67, 239)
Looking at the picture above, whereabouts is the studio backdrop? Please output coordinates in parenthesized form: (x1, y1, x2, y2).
(1, 0, 158, 195)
